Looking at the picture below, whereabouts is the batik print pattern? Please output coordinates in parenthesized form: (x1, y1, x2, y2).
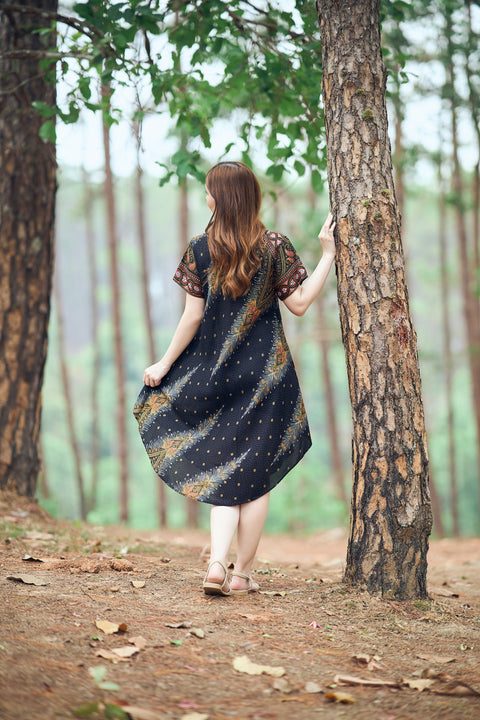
(181, 450, 251, 501)
(173, 239, 205, 298)
(272, 394, 308, 464)
(241, 318, 290, 418)
(144, 410, 221, 475)
(133, 366, 199, 432)
(210, 272, 274, 378)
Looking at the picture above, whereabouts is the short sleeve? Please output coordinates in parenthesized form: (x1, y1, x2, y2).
(173, 241, 205, 298)
(271, 233, 308, 300)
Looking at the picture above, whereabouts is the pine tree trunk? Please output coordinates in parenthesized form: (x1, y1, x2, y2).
(316, 295, 348, 506)
(133, 121, 168, 528)
(0, 1, 57, 495)
(54, 277, 87, 520)
(317, 0, 432, 598)
(438, 165, 458, 536)
(101, 91, 129, 523)
(178, 174, 199, 529)
(308, 185, 347, 506)
(83, 169, 100, 513)
(446, 21, 480, 497)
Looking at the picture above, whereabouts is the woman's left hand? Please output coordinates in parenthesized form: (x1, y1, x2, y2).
(143, 360, 171, 387)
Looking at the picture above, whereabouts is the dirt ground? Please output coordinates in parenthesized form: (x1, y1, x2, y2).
(0, 492, 479, 720)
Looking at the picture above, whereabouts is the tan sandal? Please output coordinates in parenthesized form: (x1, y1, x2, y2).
(229, 570, 260, 596)
(203, 560, 230, 596)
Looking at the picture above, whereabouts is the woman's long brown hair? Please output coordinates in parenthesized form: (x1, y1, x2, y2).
(205, 161, 266, 299)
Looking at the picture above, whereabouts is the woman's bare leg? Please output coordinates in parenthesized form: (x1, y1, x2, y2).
(206, 504, 240, 584)
(231, 492, 270, 591)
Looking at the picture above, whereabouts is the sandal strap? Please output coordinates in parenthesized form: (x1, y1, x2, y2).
(205, 559, 229, 591)
(231, 571, 251, 581)
(207, 559, 228, 575)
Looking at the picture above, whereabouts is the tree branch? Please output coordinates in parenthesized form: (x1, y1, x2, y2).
(0, 50, 95, 61)
(0, 3, 104, 41)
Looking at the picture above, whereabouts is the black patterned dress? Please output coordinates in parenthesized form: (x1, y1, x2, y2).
(133, 230, 312, 506)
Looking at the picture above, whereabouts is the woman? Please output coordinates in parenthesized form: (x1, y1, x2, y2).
(134, 161, 336, 596)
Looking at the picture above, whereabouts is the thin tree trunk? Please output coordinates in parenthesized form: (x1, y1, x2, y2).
(428, 465, 445, 538)
(83, 169, 100, 513)
(0, 1, 57, 495)
(308, 184, 347, 506)
(438, 163, 459, 536)
(38, 439, 50, 499)
(446, 18, 480, 497)
(316, 295, 347, 506)
(393, 100, 405, 228)
(178, 173, 199, 528)
(101, 87, 129, 523)
(318, 0, 432, 599)
(133, 120, 168, 528)
(54, 276, 87, 520)
(465, 1, 480, 293)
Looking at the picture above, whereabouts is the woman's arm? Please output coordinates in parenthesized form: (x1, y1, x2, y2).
(143, 293, 205, 386)
(282, 213, 336, 317)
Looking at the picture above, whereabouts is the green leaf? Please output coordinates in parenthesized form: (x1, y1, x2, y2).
(78, 77, 91, 100)
(72, 702, 99, 718)
(89, 665, 107, 684)
(98, 681, 120, 691)
(311, 169, 324, 194)
(104, 704, 130, 720)
(39, 120, 56, 144)
(32, 101, 55, 118)
(170, 639, 182, 646)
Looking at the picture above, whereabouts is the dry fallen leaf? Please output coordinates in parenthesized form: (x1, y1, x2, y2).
(189, 628, 205, 639)
(429, 586, 459, 598)
(22, 554, 43, 563)
(272, 678, 292, 693)
(259, 590, 286, 597)
(305, 682, 322, 694)
(95, 619, 128, 635)
(417, 653, 456, 664)
(334, 674, 398, 688)
(352, 653, 384, 671)
(165, 621, 192, 629)
(6, 574, 48, 586)
(112, 645, 140, 658)
(129, 636, 147, 649)
(95, 649, 130, 662)
(324, 691, 356, 704)
(131, 580, 146, 589)
(402, 678, 435, 692)
(233, 655, 285, 677)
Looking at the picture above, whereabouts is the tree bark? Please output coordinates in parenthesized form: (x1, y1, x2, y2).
(133, 119, 168, 528)
(317, 0, 432, 598)
(54, 276, 87, 520)
(438, 164, 458, 536)
(179, 173, 199, 529)
(445, 14, 480, 497)
(101, 89, 129, 523)
(83, 169, 100, 513)
(316, 295, 348, 506)
(0, 1, 57, 495)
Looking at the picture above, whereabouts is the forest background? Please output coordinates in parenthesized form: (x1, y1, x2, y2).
(38, 0, 480, 538)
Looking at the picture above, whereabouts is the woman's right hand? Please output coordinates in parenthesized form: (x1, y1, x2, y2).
(319, 212, 336, 257)
(143, 360, 171, 387)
